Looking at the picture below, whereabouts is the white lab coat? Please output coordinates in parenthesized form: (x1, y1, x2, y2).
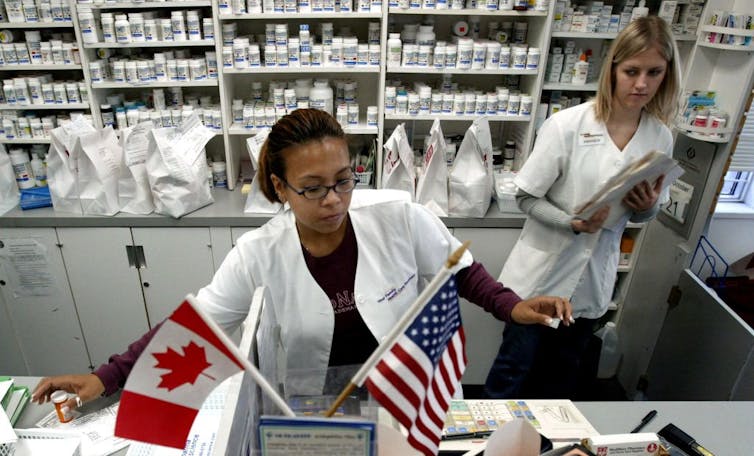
(196, 189, 473, 396)
(499, 102, 672, 318)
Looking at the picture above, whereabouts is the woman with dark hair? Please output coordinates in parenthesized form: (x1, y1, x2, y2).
(33, 109, 571, 408)
(485, 16, 682, 399)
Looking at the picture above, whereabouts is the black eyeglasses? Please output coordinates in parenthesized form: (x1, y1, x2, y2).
(281, 176, 360, 200)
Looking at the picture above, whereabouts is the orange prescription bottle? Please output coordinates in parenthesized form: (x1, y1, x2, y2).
(51, 390, 73, 423)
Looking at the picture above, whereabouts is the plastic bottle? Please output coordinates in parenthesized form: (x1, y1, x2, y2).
(595, 322, 621, 379)
(212, 161, 227, 188)
(10, 148, 34, 189)
(572, 53, 589, 85)
(51, 390, 74, 423)
(30, 152, 46, 186)
(386, 33, 401, 68)
(310, 79, 333, 115)
(630, 0, 648, 22)
(114, 14, 131, 44)
(101, 13, 115, 43)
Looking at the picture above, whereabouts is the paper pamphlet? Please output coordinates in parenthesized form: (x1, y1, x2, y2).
(574, 150, 685, 220)
(35, 402, 129, 456)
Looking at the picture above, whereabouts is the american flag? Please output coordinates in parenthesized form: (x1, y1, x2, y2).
(366, 277, 466, 456)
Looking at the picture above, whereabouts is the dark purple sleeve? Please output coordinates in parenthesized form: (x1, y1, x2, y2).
(93, 322, 163, 396)
(456, 261, 522, 323)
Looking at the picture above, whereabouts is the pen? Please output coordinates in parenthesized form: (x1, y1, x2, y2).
(630, 410, 657, 433)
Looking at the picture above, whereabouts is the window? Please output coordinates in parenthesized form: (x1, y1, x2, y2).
(719, 90, 754, 205)
(720, 171, 752, 202)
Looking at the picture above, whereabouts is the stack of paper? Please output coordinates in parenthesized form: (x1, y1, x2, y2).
(0, 376, 31, 427)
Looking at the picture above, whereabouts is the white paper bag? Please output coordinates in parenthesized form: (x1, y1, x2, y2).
(147, 114, 215, 218)
(47, 116, 97, 214)
(119, 122, 156, 215)
(0, 146, 19, 215)
(448, 117, 493, 217)
(381, 124, 416, 199)
(415, 119, 448, 216)
(244, 130, 282, 214)
(76, 127, 122, 216)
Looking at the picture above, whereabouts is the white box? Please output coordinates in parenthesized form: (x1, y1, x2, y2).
(585, 433, 661, 456)
(494, 172, 521, 213)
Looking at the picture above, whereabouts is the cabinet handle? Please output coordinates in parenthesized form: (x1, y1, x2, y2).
(125, 245, 137, 268)
(143, 282, 150, 288)
(135, 245, 147, 269)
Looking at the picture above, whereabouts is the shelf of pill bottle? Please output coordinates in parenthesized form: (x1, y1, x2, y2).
(0, 103, 90, 110)
(388, 8, 548, 17)
(83, 39, 216, 48)
(228, 123, 378, 135)
(91, 80, 218, 88)
(223, 66, 380, 74)
(0, 138, 52, 144)
(384, 113, 531, 122)
(87, 1, 212, 10)
(0, 21, 74, 28)
(217, 12, 382, 19)
(386, 67, 538, 76)
(550, 31, 618, 39)
(0, 64, 83, 70)
(542, 82, 598, 91)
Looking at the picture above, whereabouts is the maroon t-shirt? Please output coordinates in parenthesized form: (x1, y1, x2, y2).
(301, 217, 379, 367)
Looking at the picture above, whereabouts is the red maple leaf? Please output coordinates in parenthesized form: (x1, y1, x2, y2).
(152, 341, 213, 391)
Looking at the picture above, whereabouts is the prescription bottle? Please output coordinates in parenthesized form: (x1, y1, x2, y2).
(51, 390, 73, 423)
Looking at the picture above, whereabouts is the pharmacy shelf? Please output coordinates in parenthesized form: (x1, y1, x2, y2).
(229, 123, 377, 135)
(675, 129, 730, 144)
(223, 66, 380, 74)
(388, 8, 548, 16)
(0, 138, 51, 144)
(384, 114, 531, 122)
(387, 67, 538, 75)
(91, 80, 218, 88)
(542, 82, 598, 91)
(696, 41, 754, 52)
(0, 21, 73, 28)
(0, 64, 82, 70)
(218, 12, 382, 19)
(88, 1, 212, 9)
(0, 103, 90, 110)
(83, 39, 215, 48)
(551, 31, 618, 39)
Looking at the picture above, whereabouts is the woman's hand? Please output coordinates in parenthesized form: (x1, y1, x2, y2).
(32, 373, 105, 411)
(571, 205, 610, 233)
(623, 175, 664, 213)
(511, 296, 573, 327)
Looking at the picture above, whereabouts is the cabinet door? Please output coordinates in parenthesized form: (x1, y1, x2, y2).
(0, 290, 27, 375)
(132, 228, 216, 325)
(452, 227, 521, 385)
(0, 228, 90, 375)
(57, 228, 149, 368)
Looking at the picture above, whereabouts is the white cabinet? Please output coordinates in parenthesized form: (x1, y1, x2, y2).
(56, 227, 220, 368)
(0, 228, 91, 375)
(452, 227, 520, 385)
(132, 227, 216, 323)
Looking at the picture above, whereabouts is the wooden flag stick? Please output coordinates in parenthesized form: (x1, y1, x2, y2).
(186, 294, 296, 417)
(324, 241, 471, 418)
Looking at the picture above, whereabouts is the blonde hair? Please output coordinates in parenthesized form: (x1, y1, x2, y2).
(594, 16, 681, 124)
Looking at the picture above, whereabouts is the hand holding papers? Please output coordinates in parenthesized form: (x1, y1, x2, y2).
(574, 150, 684, 222)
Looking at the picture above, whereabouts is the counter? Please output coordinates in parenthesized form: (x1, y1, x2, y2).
(0, 188, 527, 229)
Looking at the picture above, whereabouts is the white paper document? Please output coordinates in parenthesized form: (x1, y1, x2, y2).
(574, 150, 685, 220)
(36, 402, 129, 456)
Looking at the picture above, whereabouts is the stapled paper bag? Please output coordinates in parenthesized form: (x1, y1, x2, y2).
(119, 122, 156, 215)
(147, 114, 215, 218)
(415, 119, 449, 216)
(382, 123, 416, 199)
(0, 145, 19, 215)
(47, 116, 97, 214)
(448, 117, 493, 217)
(244, 129, 282, 214)
(76, 126, 122, 216)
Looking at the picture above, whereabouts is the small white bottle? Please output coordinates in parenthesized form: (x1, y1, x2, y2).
(630, 0, 648, 22)
(101, 13, 116, 43)
(571, 53, 589, 85)
(114, 14, 131, 44)
(30, 153, 46, 187)
(10, 148, 34, 189)
(387, 33, 402, 68)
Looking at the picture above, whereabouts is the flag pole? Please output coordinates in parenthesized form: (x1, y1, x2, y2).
(324, 241, 471, 418)
(185, 295, 296, 417)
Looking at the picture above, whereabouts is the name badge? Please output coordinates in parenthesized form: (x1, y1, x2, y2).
(578, 132, 605, 146)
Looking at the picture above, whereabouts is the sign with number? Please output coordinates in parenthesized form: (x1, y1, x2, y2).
(662, 179, 694, 224)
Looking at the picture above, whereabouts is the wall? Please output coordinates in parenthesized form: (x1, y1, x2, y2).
(706, 207, 754, 266)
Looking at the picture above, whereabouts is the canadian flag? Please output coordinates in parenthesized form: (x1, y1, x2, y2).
(114, 296, 244, 449)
